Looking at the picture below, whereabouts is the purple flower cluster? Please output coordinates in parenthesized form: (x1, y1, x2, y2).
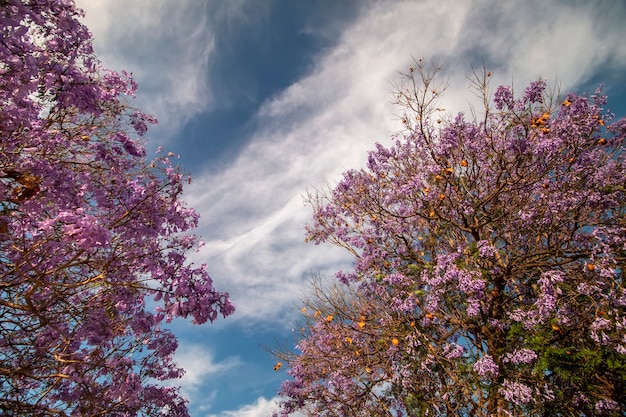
(493, 85, 514, 110)
(477, 240, 497, 258)
(0, 2, 233, 416)
(473, 355, 499, 378)
(499, 380, 533, 406)
(595, 399, 620, 413)
(503, 349, 538, 365)
(443, 343, 465, 359)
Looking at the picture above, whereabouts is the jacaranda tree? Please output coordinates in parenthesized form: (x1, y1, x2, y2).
(1, 1, 234, 415)
(274, 61, 626, 416)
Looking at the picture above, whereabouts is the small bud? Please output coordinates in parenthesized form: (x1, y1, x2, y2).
(597, 138, 607, 145)
(460, 159, 468, 167)
(391, 337, 399, 346)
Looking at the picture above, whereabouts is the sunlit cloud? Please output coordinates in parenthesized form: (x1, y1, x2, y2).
(169, 344, 241, 411)
(75, 0, 269, 141)
(208, 396, 305, 417)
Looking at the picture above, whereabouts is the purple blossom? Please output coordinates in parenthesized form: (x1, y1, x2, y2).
(113, 131, 146, 157)
(443, 343, 465, 359)
(595, 399, 620, 413)
(458, 269, 485, 294)
(503, 349, 538, 365)
(533, 270, 564, 321)
(499, 380, 533, 406)
(493, 85, 514, 110)
(508, 309, 526, 322)
(473, 355, 499, 378)
(466, 299, 481, 317)
(590, 317, 612, 345)
(522, 79, 547, 104)
(477, 240, 496, 258)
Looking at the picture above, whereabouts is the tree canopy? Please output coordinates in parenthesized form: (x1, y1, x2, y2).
(1, 1, 233, 415)
(275, 61, 626, 416)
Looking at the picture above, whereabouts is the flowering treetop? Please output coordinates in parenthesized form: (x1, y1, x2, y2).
(1, 1, 234, 415)
(275, 61, 626, 416)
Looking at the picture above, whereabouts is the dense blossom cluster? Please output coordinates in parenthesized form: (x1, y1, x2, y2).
(1, 1, 233, 415)
(275, 62, 626, 416)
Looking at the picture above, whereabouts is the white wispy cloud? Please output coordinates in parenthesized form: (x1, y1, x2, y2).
(75, 0, 266, 140)
(170, 344, 242, 410)
(208, 396, 305, 417)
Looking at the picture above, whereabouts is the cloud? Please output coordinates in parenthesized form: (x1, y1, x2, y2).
(75, 0, 268, 141)
(208, 396, 305, 417)
(185, 0, 626, 328)
(171, 344, 241, 407)
(457, 0, 626, 85)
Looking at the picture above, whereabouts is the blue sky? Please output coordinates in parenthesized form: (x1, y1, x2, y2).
(74, 1, 626, 416)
